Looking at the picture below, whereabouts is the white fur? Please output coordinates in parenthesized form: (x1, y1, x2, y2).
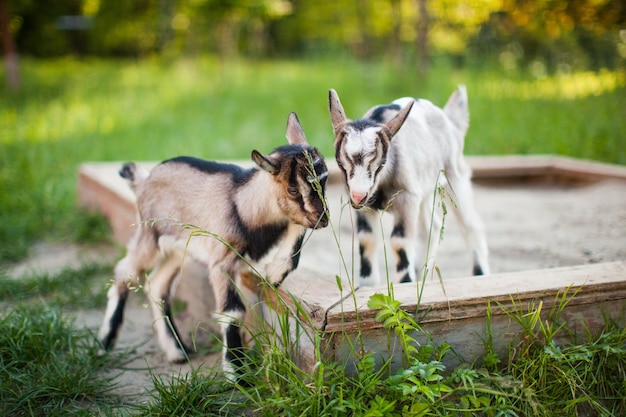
(329, 86, 490, 286)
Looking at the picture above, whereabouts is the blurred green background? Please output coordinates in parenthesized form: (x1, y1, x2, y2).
(1, 0, 625, 263)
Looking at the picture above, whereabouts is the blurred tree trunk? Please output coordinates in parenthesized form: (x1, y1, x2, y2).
(0, 0, 19, 90)
(389, 0, 402, 64)
(157, 0, 175, 52)
(355, 0, 372, 58)
(416, 0, 429, 75)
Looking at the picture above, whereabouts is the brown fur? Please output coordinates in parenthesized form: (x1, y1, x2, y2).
(99, 112, 329, 381)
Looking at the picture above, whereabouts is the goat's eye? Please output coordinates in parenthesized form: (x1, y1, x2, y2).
(288, 187, 299, 196)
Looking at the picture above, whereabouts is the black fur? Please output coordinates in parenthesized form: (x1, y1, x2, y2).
(288, 158, 307, 214)
(367, 189, 387, 211)
(359, 244, 372, 278)
(368, 104, 401, 123)
(288, 234, 305, 273)
(162, 268, 188, 359)
(396, 249, 409, 272)
(223, 282, 246, 313)
(119, 163, 135, 180)
(391, 222, 405, 238)
(356, 213, 372, 233)
(224, 324, 246, 375)
(103, 291, 128, 350)
(240, 219, 288, 261)
(164, 156, 256, 186)
(350, 118, 380, 131)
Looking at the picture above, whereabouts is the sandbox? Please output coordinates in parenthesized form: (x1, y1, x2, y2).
(78, 155, 626, 372)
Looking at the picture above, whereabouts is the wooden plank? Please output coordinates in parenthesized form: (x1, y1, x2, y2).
(77, 162, 158, 244)
(467, 155, 626, 183)
(467, 155, 555, 180)
(266, 267, 355, 330)
(323, 261, 626, 373)
(331, 296, 626, 374)
(326, 261, 626, 332)
(552, 156, 626, 183)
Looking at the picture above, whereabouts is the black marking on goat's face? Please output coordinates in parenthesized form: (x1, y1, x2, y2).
(334, 122, 391, 209)
(271, 145, 329, 229)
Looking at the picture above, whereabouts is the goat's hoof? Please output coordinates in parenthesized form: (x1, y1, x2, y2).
(166, 349, 188, 363)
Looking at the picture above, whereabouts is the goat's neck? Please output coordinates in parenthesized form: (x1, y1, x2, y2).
(233, 170, 284, 226)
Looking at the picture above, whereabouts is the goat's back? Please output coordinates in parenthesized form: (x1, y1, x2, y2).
(364, 96, 466, 178)
(135, 157, 258, 236)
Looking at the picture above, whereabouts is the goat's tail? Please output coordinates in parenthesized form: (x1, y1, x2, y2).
(119, 162, 149, 191)
(443, 84, 469, 137)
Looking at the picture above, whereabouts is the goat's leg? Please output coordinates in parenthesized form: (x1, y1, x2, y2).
(446, 167, 490, 275)
(99, 228, 159, 350)
(264, 223, 305, 286)
(212, 266, 248, 382)
(389, 194, 422, 283)
(145, 250, 189, 363)
(356, 210, 381, 287)
(415, 194, 444, 280)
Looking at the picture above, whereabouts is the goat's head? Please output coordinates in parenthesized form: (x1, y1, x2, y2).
(328, 89, 414, 208)
(251, 112, 329, 229)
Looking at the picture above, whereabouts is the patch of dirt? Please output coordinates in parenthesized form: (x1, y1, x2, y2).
(299, 180, 626, 279)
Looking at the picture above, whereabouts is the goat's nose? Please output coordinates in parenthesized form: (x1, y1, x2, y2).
(350, 191, 368, 206)
(317, 215, 329, 228)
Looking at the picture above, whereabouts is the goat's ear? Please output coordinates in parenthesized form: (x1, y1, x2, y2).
(286, 112, 308, 146)
(385, 99, 414, 138)
(328, 89, 348, 137)
(251, 150, 280, 175)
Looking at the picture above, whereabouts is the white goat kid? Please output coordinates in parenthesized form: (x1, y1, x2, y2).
(329, 86, 489, 287)
(98, 112, 329, 382)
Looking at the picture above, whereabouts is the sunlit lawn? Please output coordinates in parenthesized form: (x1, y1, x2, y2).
(1, 56, 625, 262)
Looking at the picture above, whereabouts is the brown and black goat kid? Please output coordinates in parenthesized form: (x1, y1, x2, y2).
(98, 112, 329, 382)
(329, 86, 489, 287)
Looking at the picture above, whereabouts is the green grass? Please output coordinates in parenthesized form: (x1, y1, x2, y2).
(0, 262, 111, 309)
(0, 304, 134, 416)
(1, 56, 625, 263)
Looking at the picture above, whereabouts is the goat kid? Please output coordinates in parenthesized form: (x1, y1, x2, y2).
(329, 86, 489, 287)
(98, 112, 329, 381)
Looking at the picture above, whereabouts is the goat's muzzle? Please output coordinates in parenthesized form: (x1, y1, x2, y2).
(311, 211, 329, 229)
(349, 191, 368, 209)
